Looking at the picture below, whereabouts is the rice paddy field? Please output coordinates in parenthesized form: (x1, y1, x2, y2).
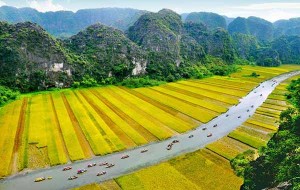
(0, 65, 299, 178)
(87, 69, 298, 190)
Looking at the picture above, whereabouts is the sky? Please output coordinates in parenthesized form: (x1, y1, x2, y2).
(1, 0, 300, 22)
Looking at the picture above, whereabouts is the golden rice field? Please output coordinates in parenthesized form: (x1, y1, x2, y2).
(0, 65, 299, 178)
(84, 68, 299, 190)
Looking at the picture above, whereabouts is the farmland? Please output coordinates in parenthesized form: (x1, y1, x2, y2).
(0, 65, 299, 178)
(88, 68, 298, 190)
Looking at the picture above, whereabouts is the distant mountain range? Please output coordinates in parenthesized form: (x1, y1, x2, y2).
(0, 6, 147, 38)
(1, 6, 300, 39)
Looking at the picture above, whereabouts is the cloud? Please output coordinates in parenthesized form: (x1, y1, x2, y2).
(0, 0, 6, 6)
(235, 3, 300, 10)
(221, 3, 300, 22)
(27, 0, 64, 12)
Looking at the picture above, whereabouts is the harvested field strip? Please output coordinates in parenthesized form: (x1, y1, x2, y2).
(268, 94, 286, 101)
(78, 91, 130, 150)
(264, 99, 288, 107)
(85, 90, 157, 142)
(177, 81, 245, 97)
(242, 123, 275, 135)
(256, 107, 281, 116)
(152, 86, 227, 113)
(161, 84, 231, 107)
(27, 145, 49, 169)
(94, 88, 174, 140)
(99, 180, 122, 190)
(116, 162, 201, 190)
(241, 69, 282, 77)
(204, 77, 256, 89)
(242, 67, 285, 75)
(255, 111, 279, 118)
(237, 126, 271, 141)
(0, 100, 22, 177)
(119, 87, 200, 126)
(228, 130, 267, 148)
(51, 93, 85, 161)
(261, 103, 288, 111)
(49, 95, 69, 162)
(11, 98, 27, 173)
(272, 90, 287, 96)
(108, 87, 192, 133)
(61, 93, 93, 158)
(193, 80, 251, 92)
(65, 91, 111, 156)
(169, 149, 243, 190)
(42, 94, 68, 165)
(167, 83, 238, 105)
(250, 114, 278, 125)
(206, 137, 253, 160)
(199, 148, 233, 170)
(246, 119, 278, 131)
(135, 88, 218, 123)
(78, 91, 136, 148)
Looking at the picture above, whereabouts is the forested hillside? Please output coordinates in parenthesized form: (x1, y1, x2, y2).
(0, 7, 300, 93)
(0, 21, 74, 92)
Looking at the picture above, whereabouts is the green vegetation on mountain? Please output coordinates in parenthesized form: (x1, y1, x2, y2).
(183, 22, 235, 62)
(271, 36, 300, 64)
(234, 78, 300, 190)
(65, 23, 147, 84)
(0, 21, 74, 92)
(274, 18, 300, 37)
(185, 12, 227, 30)
(0, 85, 19, 106)
(231, 33, 259, 60)
(255, 47, 281, 67)
(127, 9, 183, 62)
(0, 8, 240, 93)
(228, 16, 274, 42)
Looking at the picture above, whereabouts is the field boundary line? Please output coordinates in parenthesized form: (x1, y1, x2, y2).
(50, 94, 70, 162)
(61, 93, 93, 158)
(10, 98, 27, 174)
(79, 90, 136, 148)
(89, 89, 158, 142)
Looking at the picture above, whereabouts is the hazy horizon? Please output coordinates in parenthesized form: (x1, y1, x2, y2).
(1, 0, 300, 22)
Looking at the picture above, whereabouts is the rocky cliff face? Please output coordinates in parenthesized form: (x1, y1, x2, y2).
(0, 21, 73, 91)
(127, 9, 183, 64)
(127, 9, 210, 65)
(65, 23, 147, 81)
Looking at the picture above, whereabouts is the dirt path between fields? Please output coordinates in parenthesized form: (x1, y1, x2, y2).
(11, 98, 28, 174)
